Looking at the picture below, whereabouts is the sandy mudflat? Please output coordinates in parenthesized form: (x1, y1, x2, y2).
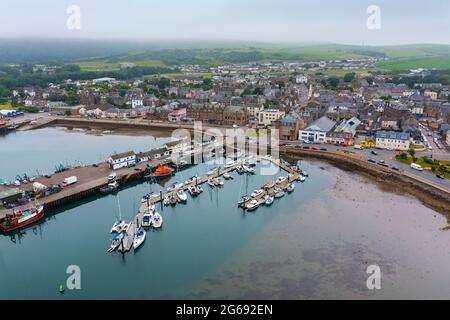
(180, 162, 450, 299)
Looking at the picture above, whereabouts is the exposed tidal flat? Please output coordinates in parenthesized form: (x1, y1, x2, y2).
(0, 128, 449, 299)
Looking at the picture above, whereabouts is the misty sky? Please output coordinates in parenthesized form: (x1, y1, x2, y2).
(0, 0, 449, 45)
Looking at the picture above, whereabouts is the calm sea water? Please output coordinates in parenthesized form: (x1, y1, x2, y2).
(1, 128, 449, 299)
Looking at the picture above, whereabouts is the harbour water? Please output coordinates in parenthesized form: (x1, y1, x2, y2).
(1, 128, 450, 299)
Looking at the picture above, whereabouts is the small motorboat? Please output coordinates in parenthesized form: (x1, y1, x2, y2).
(133, 227, 146, 250)
(107, 233, 123, 252)
(176, 189, 188, 202)
(264, 195, 274, 206)
(107, 173, 117, 181)
(276, 176, 287, 184)
(301, 171, 309, 177)
(167, 182, 184, 192)
(223, 172, 231, 179)
(245, 156, 257, 167)
(142, 212, 153, 228)
(238, 196, 250, 207)
(207, 167, 220, 176)
(100, 181, 119, 195)
(188, 185, 198, 196)
(242, 165, 255, 174)
(287, 183, 295, 193)
(274, 188, 285, 198)
(214, 178, 224, 186)
(196, 185, 203, 193)
(235, 166, 244, 175)
(224, 160, 235, 169)
(152, 211, 163, 228)
(261, 180, 275, 190)
(141, 192, 154, 203)
(251, 189, 264, 198)
(207, 179, 215, 188)
(110, 220, 125, 233)
(169, 195, 177, 206)
(299, 176, 306, 182)
(184, 176, 198, 185)
(163, 196, 170, 206)
(246, 199, 259, 211)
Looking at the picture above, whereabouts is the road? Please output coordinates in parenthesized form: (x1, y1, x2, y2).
(280, 140, 450, 192)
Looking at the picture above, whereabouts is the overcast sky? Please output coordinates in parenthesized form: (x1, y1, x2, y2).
(0, 0, 449, 45)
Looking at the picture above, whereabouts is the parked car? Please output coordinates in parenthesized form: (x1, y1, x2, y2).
(320, 148, 327, 151)
(436, 174, 445, 179)
(302, 146, 310, 149)
(371, 150, 378, 155)
(312, 147, 319, 150)
(368, 159, 376, 163)
(391, 166, 400, 171)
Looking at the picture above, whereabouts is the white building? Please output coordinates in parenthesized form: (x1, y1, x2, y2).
(296, 74, 308, 84)
(424, 91, 438, 100)
(258, 109, 285, 126)
(108, 151, 136, 170)
(247, 105, 264, 118)
(375, 131, 411, 151)
(299, 116, 336, 143)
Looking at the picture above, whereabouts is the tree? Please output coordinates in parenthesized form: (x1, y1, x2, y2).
(253, 87, 264, 95)
(328, 77, 339, 89)
(399, 152, 408, 160)
(408, 148, 416, 159)
(344, 72, 356, 83)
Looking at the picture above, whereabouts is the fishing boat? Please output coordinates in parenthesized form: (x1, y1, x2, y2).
(264, 195, 274, 206)
(133, 227, 146, 250)
(246, 200, 259, 211)
(142, 212, 153, 228)
(152, 211, 163, 228)
(276, 176, 287, 184)
(146, 165, 174, 180)
(0, 204, 44, 232)
(251, 189, 264, 198)
(287, 183, 295, 193)
(110, 220, 126, 233)
(176, 189, 188, 202)
(274, 188, 285, 198)
(100, 181, 119, 195)
(107, 173, 117, 181)
(238, 196, 250, 207)
(169, 195, 177, 206)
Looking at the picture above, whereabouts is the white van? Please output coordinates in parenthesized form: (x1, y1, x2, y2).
(63, 176, 78, 186)
(410, 163, 423, 171)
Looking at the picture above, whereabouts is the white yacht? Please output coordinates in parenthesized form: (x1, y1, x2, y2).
(152, 211, 163, 228)
(133, 227, 146, 250)
(176, 189, 188, 202)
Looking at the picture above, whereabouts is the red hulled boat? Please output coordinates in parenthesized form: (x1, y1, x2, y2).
(0, 205, 45, 232)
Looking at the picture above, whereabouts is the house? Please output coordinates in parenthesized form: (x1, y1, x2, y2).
(258, 109, 285, 126)
(375, 131, 411, 151)
(136, 147, 170, 162)
(108, 151, 136, 170)
(299, 116, 336, 143)
(275, 114, 306, 141)
(168, 108, 187, 122)
(295, 74, 308, 84)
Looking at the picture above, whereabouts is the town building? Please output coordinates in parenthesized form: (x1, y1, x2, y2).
(299, 116, 336, 143)
(375, 131, 411, 151)
(275, 114, 306, 141)
(108, 151, 136, 170)
(258, 109, 285, 126)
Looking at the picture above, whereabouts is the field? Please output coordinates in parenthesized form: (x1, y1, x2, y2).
(0, 102, 13, 110)
(71, 44, 450, 73)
